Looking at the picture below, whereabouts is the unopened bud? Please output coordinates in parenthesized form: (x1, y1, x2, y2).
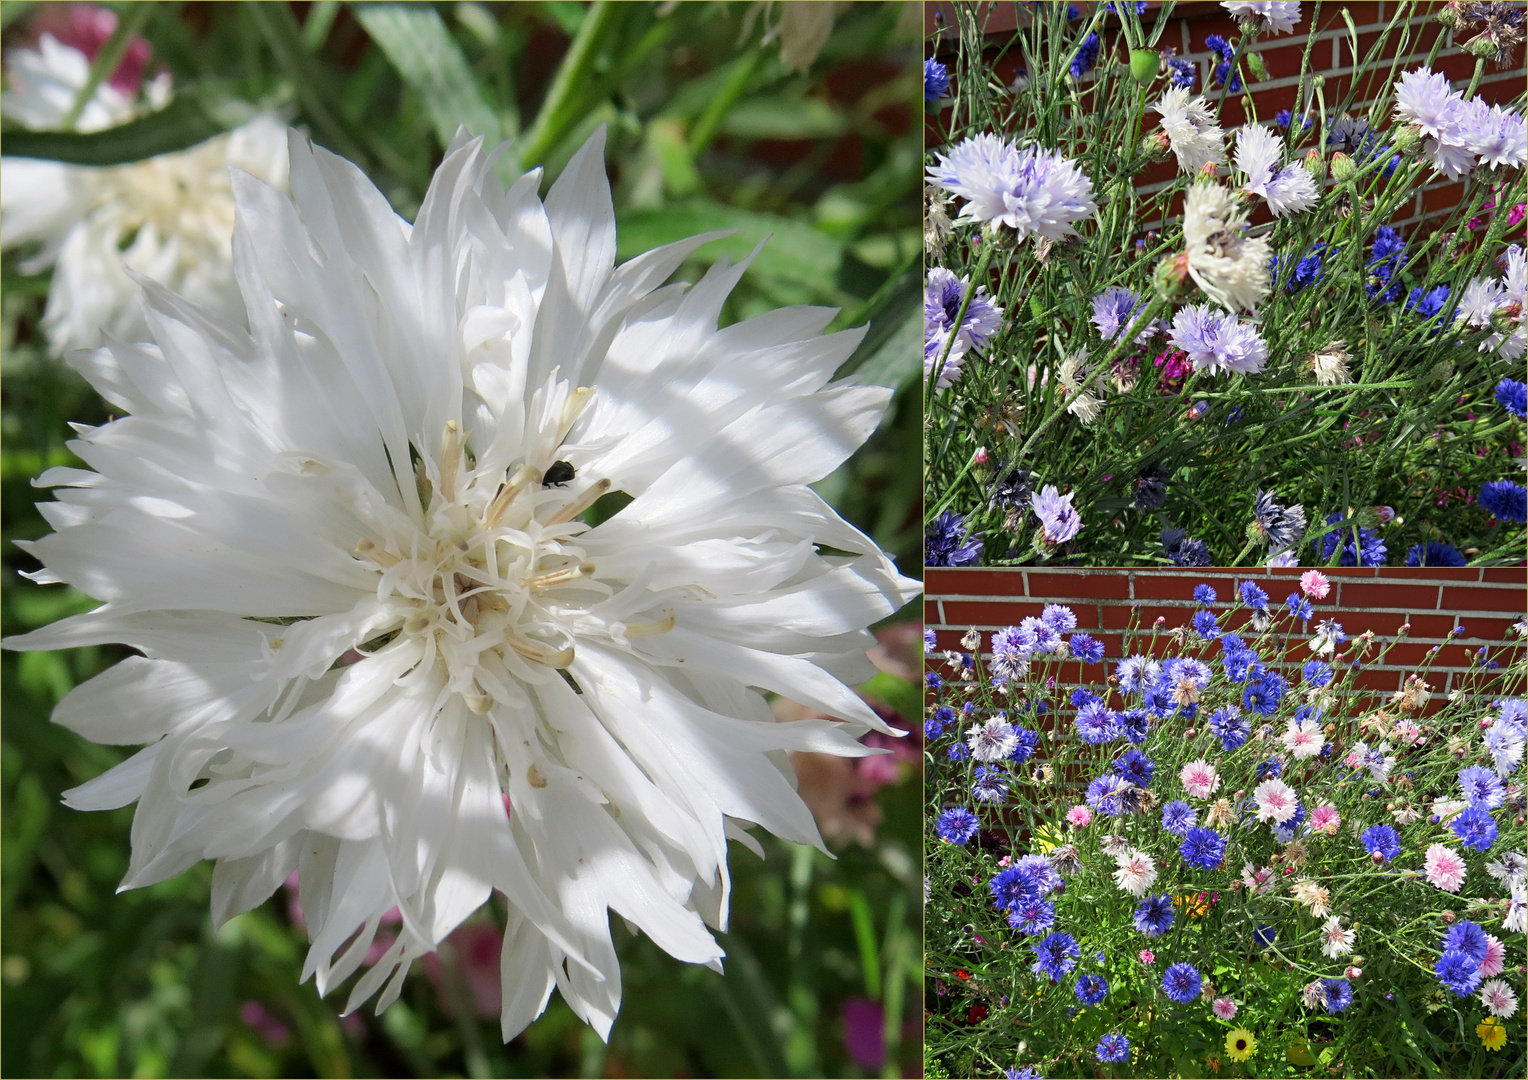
(974, 446, 990, 466)
(1142, 128, 1172, 160)
(1390, 124, 1420, 153)
(1346, 966, 1362, 980)
(1303, 147, 1326, 181)
(1153, 251, 1190, 301)
(1155, 616, 1167, 627)
(1464, 33, 1501, 59)
(1246, 52, 1268, 81)
(1372, 851, 1385, 863)
(1442, 910, 1456, 924)
(1330, 152, 1356, 182)
(1197, 160, 1220, 180)
(1130, 48, 1161, 85)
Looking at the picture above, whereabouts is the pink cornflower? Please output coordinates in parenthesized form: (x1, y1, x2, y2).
(1181, 759, 1221, 799)
(1253, 778, 1298, 824)
(1211, 997, 1238, 1020)
(1480, 934, 1506, 978)
(1067, 805, 1093, 828)
(1309, 804, 1341, 835)
(1282, 719, 1323, 760)
(1345, 966, 1362, 980)
(1424, 843, 1468, 893)
(1140, 949, 1156, 965)
(1299, 569, 1330, 598)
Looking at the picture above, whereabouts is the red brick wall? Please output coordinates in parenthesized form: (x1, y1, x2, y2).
(925, 567, 1526, 709)
(926, 1, 1525, 234)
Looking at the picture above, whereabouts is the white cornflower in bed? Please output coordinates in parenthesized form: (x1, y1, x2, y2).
(4, 127, 919, 1041)
(1222, 1, 1302, 35)
(925, 132, 1097, 242)
(1182, 183, 1271, 312)
(1152, 87, 1226, 176)
(1234, 125, 1317, 217)
(0, 32, 287, 355)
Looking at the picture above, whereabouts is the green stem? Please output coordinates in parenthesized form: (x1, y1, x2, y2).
(518, 0, 624, 169)
(61, 2, 154, 131)
(688, 48, 763, 157)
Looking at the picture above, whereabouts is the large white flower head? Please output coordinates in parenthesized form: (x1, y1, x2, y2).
(1152, 87, 1226, 176)
(1234, 125, 1317, 217)
(4, 126, 920, 1041)
(1182, 183, 1271, 312)
(0, 34, 288, 355)
(925, 132, 1097, 241)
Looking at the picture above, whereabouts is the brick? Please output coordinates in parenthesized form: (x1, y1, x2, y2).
(1421, 182, 1468, 217)
(1027, 571, 1134, 600)
(1441, 585, 1528, 614)
(925, 569, 1027, 598)
(1354, 668, 1405, 694)
(1482, 568, 1522, 584)
(925, 600, 943, 626)
(1403, 613, 1466, 638)
(941, 600, 1044, 627)
(1334, 580, 1441, 610)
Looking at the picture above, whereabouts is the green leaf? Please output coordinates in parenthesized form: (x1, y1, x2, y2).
(858, 671, 919, 723)
(616, 203, 843, 294)
(723, 95, 846, 140)
(0, 1, 35, 31)
(0, 89, 259, 165)
(353, 3, 501, 148)
(838, 262, 919, 388)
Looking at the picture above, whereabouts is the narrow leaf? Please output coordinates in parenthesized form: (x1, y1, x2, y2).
(353, 3, 501, 148)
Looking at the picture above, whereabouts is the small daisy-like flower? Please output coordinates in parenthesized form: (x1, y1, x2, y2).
(1282, 718, 1324, 760)
(969, 718, 1021, 762)
(1117, 655, 1162, 694)
(1320, 978, 1352, 1013)
(1161, 800, 1198, 836)
(937, 807, 980, 845)
(1424, 843, 1470, 892)
(1153, 87, 1227, 175)
(1320, 916, 1356, 958)
(1031, 931, 1082, 982)
(1113, 848, 1159, 897)
(1361, 824, 1402, 861)
(1451, 805, 1499, 852)
(1443, 920, 1491, 963)
(1032, 485, 1084, 545)
(1235, 126, 1318, 216)
(1436, 949, 1484, 997)
(1253, 778, 1299, 823)
(1211, 997, 1238, 1020)
(1181, 759, 1222, 799)
(926, 134, 1098, 241)
(1134, 893, 1176, 937)
(1070, 633, 1106, 664)
(1480, 933, 1507, 978)
(1075, 973, 1109, 1006)
(1180, 826, 1227, 870)
(1077, 702, 1121, 745)
(1182, 184, 1272, 312)
(1478, 1016, 1508, 1051)
(1479, 979, 1519, 1019)
(1140, 948, 1156, 964)
(1308, 804, 1341, 835)
(1091, 286, 1158, 342)
(1168, 304, 1270, 375)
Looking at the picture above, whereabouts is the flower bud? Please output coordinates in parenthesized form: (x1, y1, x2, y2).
(1372, 851, 1385, 863)
(1390, 124, 1420, 153)
(1442, 910, 1456, 924)
(1246, 52, 1268, 81)
(1464, 32, 1501, 59)
(1303, 148, 1326, 181)
(1154, 616, 1166, 627)
(974, 446, 990, 466)
(1330, 152, 1356, 182)
(1130, 48, 1161, 85)
(1197, 160, 1220, 180)
(1141, 128, 1172, 160)
(1152, 251, 1189, 301)
(1346, 966, 1362, 980)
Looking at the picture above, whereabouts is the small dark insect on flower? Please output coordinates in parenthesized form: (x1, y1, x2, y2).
(542, 460, 577, 486)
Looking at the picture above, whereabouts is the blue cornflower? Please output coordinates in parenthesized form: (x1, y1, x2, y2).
(1313, 512, 1387, 566)
(1010, 727, 1040, 763)
(948, 742, 969, 762)
(1070, 32, 1101, 77)
(1096, 1033, 1130, 1063)
(1361, 824, 1401, 862)
(1366, 226, 1408, 303)
(1006, 1069, 1042, 1080)
(1496, 378, 1528, 419)
(1116, 655, 1158, 693)
(936, 807, 978, 844)
(924, 58, 951, 101)
(1167, 534, 1213, 566)
(924, 627, 936, 651)
(1076, 701, 1120, 744)
(1072, 688, 1101, 708)
(1320, 978, 1353, 1013)
(1161, 800, 1197, 837)
(924, 718, 945, 740)
(1007, 898, 1056, 935)
(1087, 774, 1130, 817)
(1166, 55, 1196, 88)
(1451, 805, 1498, 851)
(973, 766, 1011, 804)
(1193, 584, 1217, 604)
(1208, 706, 1250, 751)
(1287, 593, 1313, 620)
(1480, 480, 1528, 523)
(1042, 604, 1078, 633)
(1192, 609, 1220, 637)
(1433, 950, 1483, 997)
(1459, 765, 1506, 809)
(1074, 973, 1109, 1006)
(990, 864, 1040, 910)
(926, 671, 943, 691)
(1119, 709, 1152, 745)
(1302, 660, 1332, 688)
(1441, 920, 1490, 963)
(935, 706, 955, 724)
(1031, 931, 1081, 982)
(1254, 924, 1277, 946)
(1243, 672, 1286, 715)
(1162, 962, 1203, 1004)
(1134, 894, 1175, 937)
(1071, 633, 1105, 663)
(1114, 748, 1156, 788)
(1090, 286, 1150, 341)
(1014, 854, 1061, 896)
(1256, 758, 1283, 781)
(1406, 541, 1467, 567)
(1181, 826, 1227, 870)
(1407, 283, 1451, 322)
(1237, 579, 1269, 610)
(926, 510, 983, 566)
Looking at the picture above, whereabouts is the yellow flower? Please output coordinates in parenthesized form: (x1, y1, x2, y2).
(1032, 823, 1061, 854)
(1226, 1028, 1258, 1062)
(1174, 892, 1213, 917)
(1478, 1016, 1507, 1051)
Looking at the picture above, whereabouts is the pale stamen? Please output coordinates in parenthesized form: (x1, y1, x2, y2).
(527, 561, 596, 591)
(484, 465, 541, 527)
(545, 478, 612, 525)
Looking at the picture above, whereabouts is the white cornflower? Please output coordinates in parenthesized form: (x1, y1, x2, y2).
(3, 127, 919, 1042)
(1234, 125, 1318, 217)
(969, 717, 1020, 761)
(925, 133, 1097, 242)
(1222, 1, 1302, 34)
(0, 34, 288, 355)
(1308, 340, 1352, 385)
(1056, 348, 1102, 425)
(1458, 246, 1526, 361)
(1182, 183, 1271, 312)
(1507, 885, 1527, 932)
(1290, 878, 1331, 918)
(1252, 777, 1299, 823)
(1281, 718, 1323, 760)
(1485, 851, 1527, 889)
(1480, 979, 1519, 1018)
(1319, 916, 1355, 958)
(1152, 87, 1226, 175)
(1112, 848, 1158, 897)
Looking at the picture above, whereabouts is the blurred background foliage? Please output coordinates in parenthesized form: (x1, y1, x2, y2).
(0, 1, 924, 1075)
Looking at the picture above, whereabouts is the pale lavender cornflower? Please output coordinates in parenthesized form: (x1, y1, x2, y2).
(1234, 126, 1316, 216)
(1458, 98, 1527, 170)
(925, 267, 1006, 388)
(1168, 304, 1269, 375)
(1222, 1, 1302, 34)
(926, 133, 1098, 241)
(1091, 286, 1158, 342)
(1032, 485, 1083, 545)
(1394, 68, 1461, 142)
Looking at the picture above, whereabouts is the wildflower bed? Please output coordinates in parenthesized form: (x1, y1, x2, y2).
(923, 573, 1525, 1078)
(923, 1, 1527, 568)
